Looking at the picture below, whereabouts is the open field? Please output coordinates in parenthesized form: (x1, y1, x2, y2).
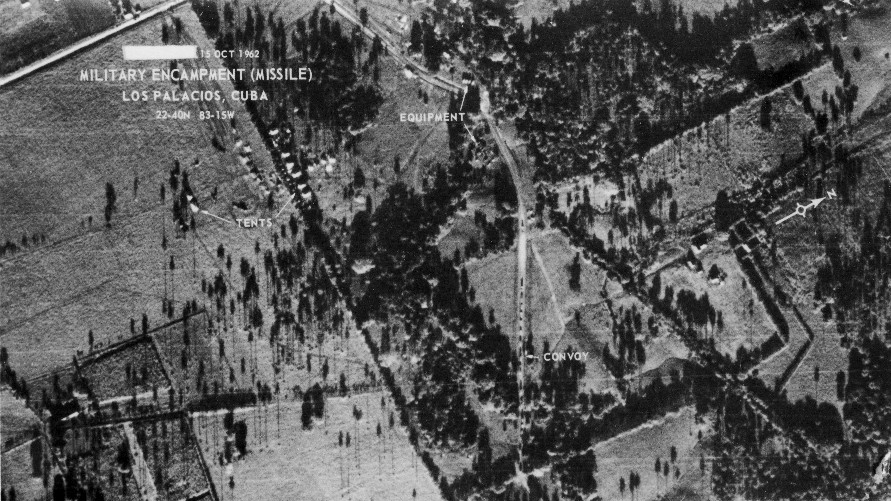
(529, 230, 619, 321)
(0, 0, 115, 75)
(805, 4, 891, 121)
(0, 9, 286, 378)
(80, 337, 169, 400)
(513, 0, 571, 26)
(557, 303, 616, 394)
(195, 394, 444, 501)
(437, 191, 500, 260)
(754, 116, 891, 402)
(151, 312, 234, 400)
(638, 85, 813, 224)
(0, 389, 39, 449)
(62, 424, 142, 501)
(238, 0, 454, 226)
(366, 320, 482, 479)
(656, 238, 778, 357)
(593, 406, 708, 501)
(526, 246, 568, 345)
(1, 437, 45, 501)
(466, 250, 517, 334)
(135, 417, 210, 500)
(781, 306, 846, 405)
(674, 0, 737, 17)
(303, 50, 452, 225)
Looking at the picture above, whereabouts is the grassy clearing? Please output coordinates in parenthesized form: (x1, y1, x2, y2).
(437, 213, 483, 260)
(638, 86, 812, 225)
(529, 230, 618, 318)
(365, 321, 479, 480)
(558, 303, 616, 394)
(592, 406, 708, 501)
(0, 10, 279, 378)
(289, 53, 451, 227)
(782, 308, 846, 405)
(194, 394, 443, 501)
(513, 0, 572, 26)
(612, 293, 689, 376)
(62, 424, 142, 501)
(80, 338, 169, 400)
(0, 0, 115, 75)
(151, 312, 233, 400)
(756, 116, 891, 402)
(812, 5, 891, 121)
(656, 238, 777, 357)
(241, 0, 453, 226)
(135, 417, 210, 500)
(751, 17, 816, 73)
(0, 389, 39, 449)
(1, 437, 45, 501)
(526, 247, 567, 343)
(674, 0, 737, 17)
(465, 250, 517, 334)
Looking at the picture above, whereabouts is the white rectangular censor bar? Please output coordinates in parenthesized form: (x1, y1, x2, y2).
(122, 45, 197, 60)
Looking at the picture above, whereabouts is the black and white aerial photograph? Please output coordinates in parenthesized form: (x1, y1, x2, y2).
(1, 0, 890, 499)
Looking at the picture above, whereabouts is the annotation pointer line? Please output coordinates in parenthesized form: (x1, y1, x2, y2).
(273, 193, 296, 219)
(460, 86, 468, 111)
(200, 210, 235, 225)
(464, 123, 477, 143)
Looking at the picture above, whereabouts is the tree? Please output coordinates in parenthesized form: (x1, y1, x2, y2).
(568, 252, 582, 291)
(832, 45, 844, 75)
(116, 439, 131, 473)
(234, 421, 248, 455)
(349, 211, 371, 262)
(409, 21, 422, 52)
(759, 97, 772, 130)
(836, 370, 845, 400)
(301, 394, 313, 429)
(733, 43, 759, 79)
(793, 80, 805, 101)
(53, 474, 65, 501)
(105, 182, 117, 213)
(619, 477, 625, 499)
(708, 264, 722, 281)
(714, 190, 739, 231)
